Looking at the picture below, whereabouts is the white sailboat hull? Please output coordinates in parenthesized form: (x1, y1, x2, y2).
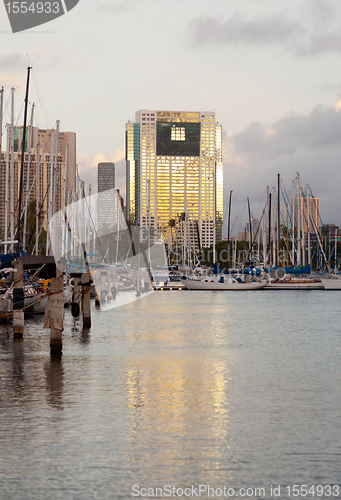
(264, 280, 324, 290)
(181, 278, 267, 290)
(321, 278, 341, 290)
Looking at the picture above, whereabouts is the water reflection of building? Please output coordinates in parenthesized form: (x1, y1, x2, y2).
(124, 299, 232, 477)
(126, 110, 223, 249)
(125, 355, 231, 481)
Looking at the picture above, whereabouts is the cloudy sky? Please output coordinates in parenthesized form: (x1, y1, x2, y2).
(1, 0, 341, 232)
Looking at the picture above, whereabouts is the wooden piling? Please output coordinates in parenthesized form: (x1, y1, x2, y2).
(106, 272, 112, 302)
(81, 272, 91, 329)
(136, 268, 140, 297)
(100, 271, 107, 304)
(71, 272, 82, 318)
(143, 269, 151, 292)
(13, 260, 24, 337)
(44, 267, 64, 355)
(94, 270, 101, 309)
(112, 269, 117, 299)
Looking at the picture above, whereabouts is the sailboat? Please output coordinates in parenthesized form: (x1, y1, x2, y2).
(181, 273, 267, 290)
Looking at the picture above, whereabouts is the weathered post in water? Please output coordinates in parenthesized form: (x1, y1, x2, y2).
(71, 272, 82, 319)
(100, 271, 107, 304)
(112, 269, 117, 299)
(81, 271, 91, 329)
(143, 269, 151, 292)
(106, 272, 112, 302)
(136, 268, 140, 297)
(94, 270, 101, 309)
(44, 266, 64, 355)
(13, 260, 24, 337)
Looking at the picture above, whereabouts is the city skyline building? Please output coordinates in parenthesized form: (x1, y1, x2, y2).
(98, 162, 115, 193)
(292, 193, 319, 235)
(126, 109, 223, 250)
(98, 161, 115, 231)
(97, 162, 125, 235)
(302, 194, 319, 235)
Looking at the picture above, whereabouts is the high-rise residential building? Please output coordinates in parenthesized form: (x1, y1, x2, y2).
(0, 124, 76, 246)
(97, 162, 125, 234)
(126, 109, 223, 249)
(293, 194, 319, 234)
(98, 162, 115, 193)
(97, 162, 115, 231)
(302, 194, 319, 235)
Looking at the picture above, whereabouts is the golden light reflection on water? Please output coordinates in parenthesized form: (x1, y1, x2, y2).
(125, 358, 235, 484)
(122, 293, 239, 484)
(123, 292, 237, 348)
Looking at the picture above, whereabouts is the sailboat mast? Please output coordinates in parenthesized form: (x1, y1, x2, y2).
(233, 215, 238, 268)
(268, 189, 271, 267)
(286, 203, 289, 267)
(63, 142, 68, 259)
(52, 119, 60, 217)
(10, 88, 15, 252)
(23, 102, 34, 252)
(212, 171, 216, 266)
(17, 65, 32, 253)
(306, 183, 311, 270)
(5, 123, 10, 254)
(46, 123, 56, 255)
(291, 180, 295, 265)
(36, 143, 40, 254)
(262, 207, 267, 267)
(227, 190, 232, 265)
(272, 187, 276, 266)
(277, 173, 280, 267)
(296, 173, 301, 266)
(300, 186, 306, 267)
(247, 197, 252, 256)
(0, 87, 3, 156)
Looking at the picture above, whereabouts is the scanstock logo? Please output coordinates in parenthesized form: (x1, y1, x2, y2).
(4, 0, 79, 33)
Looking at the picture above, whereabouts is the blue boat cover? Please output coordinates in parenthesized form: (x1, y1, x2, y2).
(0, 252, 27, 268)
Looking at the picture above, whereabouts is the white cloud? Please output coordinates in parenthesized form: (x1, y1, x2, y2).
(77, 148, 126, 196)
(332, 99, 341, 111)
(187, 10, 341, 57)
(0, 53, 28, 71)
(0, 72, 25, 90)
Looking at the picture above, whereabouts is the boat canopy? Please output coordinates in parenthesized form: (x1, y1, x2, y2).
(284, 265, 311, 275)
(0, 252, 25, 269)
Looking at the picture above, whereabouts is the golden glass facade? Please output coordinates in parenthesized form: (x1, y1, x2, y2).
(126, 110, 223, 249)
(125, 122, 139, 222)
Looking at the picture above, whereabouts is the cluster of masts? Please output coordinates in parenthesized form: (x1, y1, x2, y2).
(0, 68, 88, 258)
(0, 68, 32, 255)
(225, 172, 336, 273)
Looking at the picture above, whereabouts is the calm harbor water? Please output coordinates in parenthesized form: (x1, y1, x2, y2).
(0, 290, 340, 499)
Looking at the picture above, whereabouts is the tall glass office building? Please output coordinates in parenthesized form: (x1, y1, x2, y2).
(97, 162, 115, 231)
(126, 110, 223, 249)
